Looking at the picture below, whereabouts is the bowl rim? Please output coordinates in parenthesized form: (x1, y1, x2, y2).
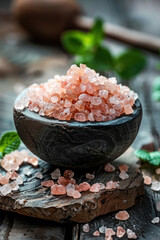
(14, 89, 142, 128)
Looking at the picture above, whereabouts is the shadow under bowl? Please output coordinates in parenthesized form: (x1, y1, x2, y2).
(14, 90, 142, 168)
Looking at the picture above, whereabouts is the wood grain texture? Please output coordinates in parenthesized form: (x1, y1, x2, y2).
(14, 91, 142, 168)
(0, 148, 144, 223)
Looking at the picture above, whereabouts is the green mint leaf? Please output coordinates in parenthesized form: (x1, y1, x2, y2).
(61, 31, 92, 55)
(149, 151, 160, 166)
(0, 131, 21, 157)
(114, 49, 146, 80)
(74, 45, 114, 72)
(134, 149, 151, 161)
(0, 151, 3, 159)
(90, 18, 104, 47)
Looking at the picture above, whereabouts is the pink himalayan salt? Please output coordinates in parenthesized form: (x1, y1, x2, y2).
(41, 180, 54, 187)
(90, 183, 101, 193)
(67, 189, 81, 199)
(20, 64, 138, 122)
(78, 182, 90, 192)
(144, 176, 152, 185)
(27, 156, 38, 166)
(106, 181, 118, 190)
(155, 168, 160, 175)
(105, 228, 116, 237)
(116, 226, 126, 238)
(10, 181, 19, 191)
(51, 184, 66, 195)
(16, 175, 23, 185)
(10, 171, 19, 180)
(119, 171, 129, 180)
(63, 170, 74, 179)
(115, 210, 130, 220)
(127, 229, 137, 239)
(93, 230, 100, 237)
(86, 173, 95, 180)
(119, 164, 129, 172)
(0, 175, 10, 185)
(51, 168, 61, 180)
(35, 172, 43, 179)
(104, 163, 115, 172)
(0, 184, 11, 196)
(57, 176, 76, 186)
(83, 223, 89, 232)
(99, 183, 105, 190)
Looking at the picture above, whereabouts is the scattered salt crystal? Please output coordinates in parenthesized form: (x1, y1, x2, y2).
(51, 168, 61, 180)
(106, 181, 118, 190)
(119, 171, 129, 180)
(155, 168, 160, 175)
(99, 226, 106, 234)
(78, 182, 90, 192)
(99, 183, 105, 190)
(51, 184, 66, 195)
(35, 172, 43, 179)
(105, 228, 115, 237)
(119, 164, 129, 172)
(28, 156, 38, 166)
(16, 175, 23, 185)
(72, 190, 81, 199)
(58, 176, 76, 186)
(83, 223, 89, 232)
(66, 183, 75, 190)
(127, 229, 137, 239)
(151, 181, 160, 191)
(144, 176, 152, 185)
(151, 217, 160, 224)
(86, 173, 95, 180)
(93, 230, 100, 236)
(23, 168, 32, 177)
(116, 226, 125, 238)
(0, 184, 11, 196)
(10, 181, 19, 191)
(90, 183, 101, 193)
(41, 180, 54, 187)
(0, 176, 9, 185)
(104, 163, 115, 172)
(115, 210, 130, 220)
(63, 170, 74, 179)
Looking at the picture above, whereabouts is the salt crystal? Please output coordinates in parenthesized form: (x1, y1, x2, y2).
(58, 176, 76, 186)
(41, 180, 54, 187)
(119, 171, 129, 180)
(51, 168, 61, 180)
(0, 184, 11, 196)
(104, 163, 115, 172)
(78, 182, 90, 192)
(105, 228, 115, 236)
(155, 168, 160, 175)
(51, 184, 66, 195)
(0, 176, 9, 185)
(90, 183, 101, 193)
(144, 176, 152, 185)
(151, 217, 160, 224)
(93, 230, 100, 236)
(106, 181, 118, 190)
(23, 168, 32, 177)
(151, 181, 160, 191)
(119, 164, 129, 172)
(127, 229, 137, 239)
(99, 183, 105, 190)
(16, 175, 23, 185)
(72, 190, 81, 199)
(10, 171, 19, 180)
(116, 226, 125, 238)
(35, 172, 43, 179)
(28, 156, 38, 166)
(115, 210, 130, 220)
(86, 173, 95, 180)
(63, 170, 74, 179)
(83, 223, 89, 232)
(10, 181, 19, 191)
(99, 226, 106, 234)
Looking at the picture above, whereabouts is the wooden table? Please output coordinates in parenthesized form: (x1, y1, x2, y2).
(0, 15, 160, 240)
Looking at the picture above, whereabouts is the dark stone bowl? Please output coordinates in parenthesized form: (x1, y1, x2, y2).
(13, 90, 142, 168)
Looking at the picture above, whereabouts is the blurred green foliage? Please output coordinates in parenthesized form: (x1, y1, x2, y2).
(62, 18, 146, 80)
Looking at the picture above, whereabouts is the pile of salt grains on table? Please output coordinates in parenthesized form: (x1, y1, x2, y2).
(0, 150, 160, 239)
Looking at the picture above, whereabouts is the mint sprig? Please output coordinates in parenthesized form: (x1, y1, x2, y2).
(62, 18, 146, 81)
(0, 131, 21, 158)
(135, 149, 160, 166)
